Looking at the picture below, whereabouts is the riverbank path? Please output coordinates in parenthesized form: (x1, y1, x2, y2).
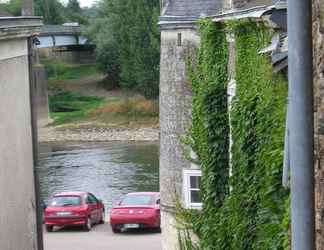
(43, 223, 162, 250)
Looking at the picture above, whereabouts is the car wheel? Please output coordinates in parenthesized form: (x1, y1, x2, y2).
(45, 225, 53, 232)
(155, 226, 161, 233)
(99, 210, 105, 224)
(84, 217, 92, 232)
(112, 226, 121, 233)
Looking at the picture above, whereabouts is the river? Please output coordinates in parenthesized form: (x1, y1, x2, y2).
(37, 141, 159, 212)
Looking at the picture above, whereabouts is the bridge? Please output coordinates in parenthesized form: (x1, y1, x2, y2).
(36, 24, 90, 48)
(36, 24, 95, 65)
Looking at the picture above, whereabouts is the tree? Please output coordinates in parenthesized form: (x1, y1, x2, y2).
(88, 0, 160, 99)
(34, 0, 66, 24)
(0, 0, 22, 16)
(64, 0, 89, 25)
(67, 0, 82, 13)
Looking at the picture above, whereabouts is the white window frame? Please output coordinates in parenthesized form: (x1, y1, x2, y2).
(183, 169, 202, 209)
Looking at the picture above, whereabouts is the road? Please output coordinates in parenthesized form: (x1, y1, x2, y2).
(43, 223, 162, 250)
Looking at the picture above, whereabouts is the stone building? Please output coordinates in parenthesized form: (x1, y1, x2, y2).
(314, 0, 324, 248)
(159, 1, 283, 250)
(159, 2, 223, 249)
(0, 16, 42, 250)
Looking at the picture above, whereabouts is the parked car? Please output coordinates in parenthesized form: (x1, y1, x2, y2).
(44, 192, 105, 232)
(110, 192, 160, 233)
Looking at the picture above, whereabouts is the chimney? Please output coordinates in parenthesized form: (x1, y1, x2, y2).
(21, 0, 34, 16)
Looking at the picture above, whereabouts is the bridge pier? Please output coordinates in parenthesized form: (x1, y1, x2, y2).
(34, 63, 50, 128)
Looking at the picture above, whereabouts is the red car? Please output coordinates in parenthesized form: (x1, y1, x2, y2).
(44, 192, 105, 232)
(110, 192, 160, 233)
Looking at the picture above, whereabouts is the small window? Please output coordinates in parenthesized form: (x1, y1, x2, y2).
(177, 33, 182, 46)
(183, 169, 202, 209)
(86, 193, 98, 204)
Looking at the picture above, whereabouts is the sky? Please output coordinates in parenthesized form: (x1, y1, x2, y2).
(78, 0, 97, 7)
(61, 0, 97, 8)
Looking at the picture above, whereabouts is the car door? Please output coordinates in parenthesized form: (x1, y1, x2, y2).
(88, 193, 100, 222)
(86, 194, 99, 222)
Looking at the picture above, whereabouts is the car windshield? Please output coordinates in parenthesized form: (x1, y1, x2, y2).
(49, 196, 81, 207)
(121, 195, 153, 206)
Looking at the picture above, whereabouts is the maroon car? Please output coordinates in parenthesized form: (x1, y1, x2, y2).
(44, 192, 105, 232)
(110, 192, 160, 233)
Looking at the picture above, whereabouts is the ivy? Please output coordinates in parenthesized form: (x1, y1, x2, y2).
(230, 20, 289, 249)
(184, 19, 230, 249)
(179, 20, 290, 250)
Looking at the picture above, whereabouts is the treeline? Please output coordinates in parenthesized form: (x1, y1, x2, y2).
(1, 0, 161, 99)
(88, 0, 160, 99)
(0, 0, 95, 24)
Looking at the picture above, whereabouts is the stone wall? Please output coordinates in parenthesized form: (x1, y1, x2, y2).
(0, 38, 38, 250)
(38, 47, 96, 65)
(313, 0, 324, 248)
(159, 28, 199, 250)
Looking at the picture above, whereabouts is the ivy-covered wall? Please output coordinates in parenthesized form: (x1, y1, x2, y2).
(181, 20, 290, 249)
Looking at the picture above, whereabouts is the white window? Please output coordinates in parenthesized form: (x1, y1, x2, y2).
(183, 169, 202, 209)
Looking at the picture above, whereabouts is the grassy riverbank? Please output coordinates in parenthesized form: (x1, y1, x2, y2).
(43, 59, 99, 82)
(49, 89, 159, 127)
(46, 60, 159, 128)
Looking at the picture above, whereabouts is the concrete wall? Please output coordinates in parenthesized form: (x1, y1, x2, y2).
(0, 38, 38, 250)
(159, 29, 200, 250)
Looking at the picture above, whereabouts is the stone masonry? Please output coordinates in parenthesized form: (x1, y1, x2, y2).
(159, 28, 199, 250)
(313, 0, 324, 248)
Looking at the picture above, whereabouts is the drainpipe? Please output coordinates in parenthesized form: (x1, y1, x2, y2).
(288, 0, 315, 249)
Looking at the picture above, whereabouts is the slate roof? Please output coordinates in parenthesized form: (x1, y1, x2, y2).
(163, 0, 223, 17)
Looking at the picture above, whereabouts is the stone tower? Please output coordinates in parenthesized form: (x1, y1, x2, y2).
(159, 1, 223, 250)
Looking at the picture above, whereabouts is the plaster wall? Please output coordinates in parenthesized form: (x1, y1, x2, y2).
(0, 38, 38, 250)
(160, 29, 199, 250)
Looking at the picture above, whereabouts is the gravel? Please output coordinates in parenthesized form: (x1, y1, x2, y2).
(38, 126, 159, 142)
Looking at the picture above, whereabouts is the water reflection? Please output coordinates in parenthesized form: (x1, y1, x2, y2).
(37, 142, 159, 212)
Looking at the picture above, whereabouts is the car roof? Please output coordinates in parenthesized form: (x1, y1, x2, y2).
(126, 192, 159, 196)
(54, 191, 87, 197)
